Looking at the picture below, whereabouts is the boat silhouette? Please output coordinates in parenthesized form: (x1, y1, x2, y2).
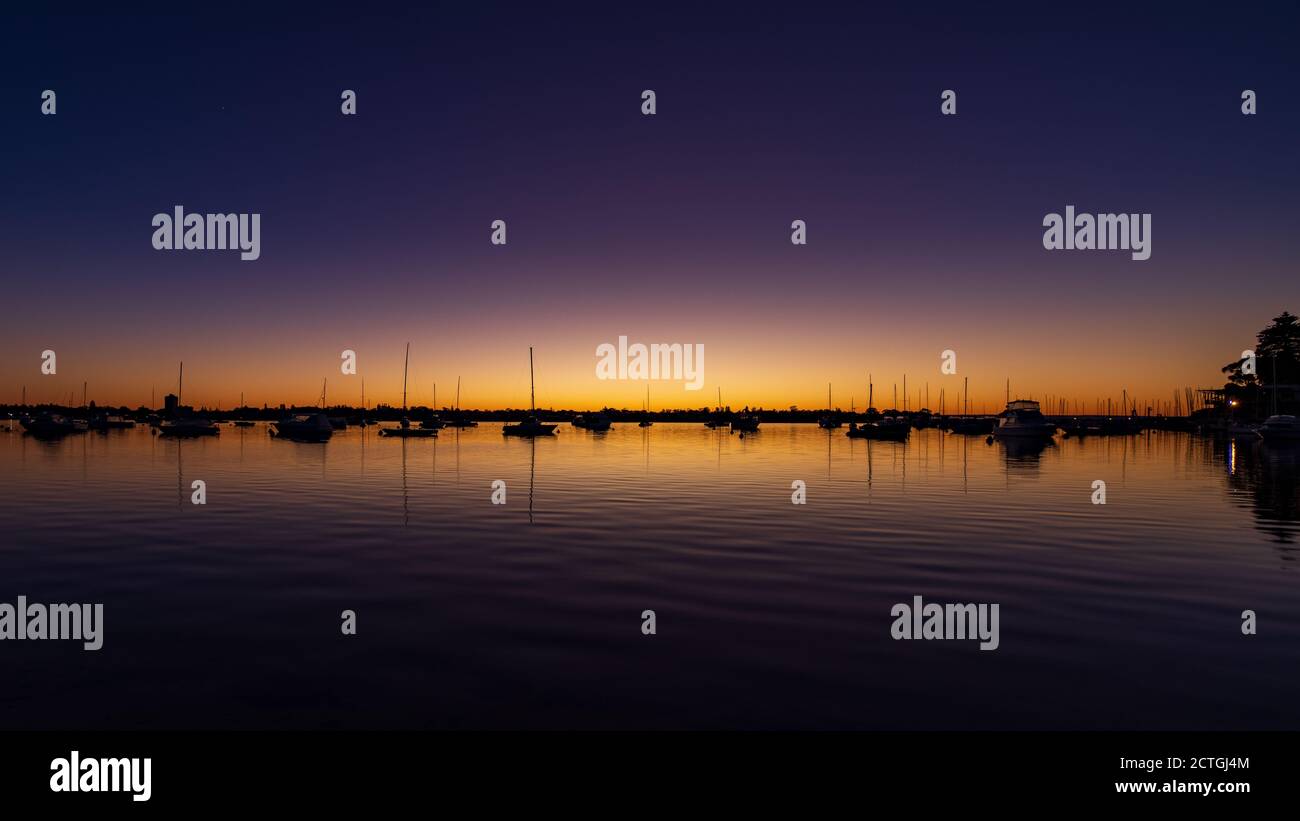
(156, 362, 219, 437)
(272, 412, 334, 442)
(20, 413, 83, 438)
(846, 417, 908, 440)
(381, 343, 439, 438)
(502, 347, 556, 437)
(991, 400, 1056, 439)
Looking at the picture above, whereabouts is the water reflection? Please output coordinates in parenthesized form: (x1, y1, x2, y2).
(995, 436, 1054, 465)
(1220, 438, 1300, 546)
(3, 423, 1300, 730)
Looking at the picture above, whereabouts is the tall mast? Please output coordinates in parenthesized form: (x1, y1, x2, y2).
(402, 343, 410, 411)
(828, 382, 831, 411)
(529, 346, 536, 412)
(1273, 355, 1278, 415)
(179, 362, 184, 406)
(868, 374, 873, 409)
(455, 377, 461, 412)
(964, 376, 969, 415)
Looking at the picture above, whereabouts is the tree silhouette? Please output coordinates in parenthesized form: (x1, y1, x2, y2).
(1223, 311, 1300, 388)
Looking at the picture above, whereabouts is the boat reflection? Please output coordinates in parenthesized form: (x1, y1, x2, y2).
(1221, 437, 1300, 545)
(994, 435, 1054, 464)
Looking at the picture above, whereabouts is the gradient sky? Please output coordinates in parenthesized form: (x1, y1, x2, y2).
(2, 4, 1297, 411)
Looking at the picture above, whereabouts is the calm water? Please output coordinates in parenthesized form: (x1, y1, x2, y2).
(1, 422, 1297, 730)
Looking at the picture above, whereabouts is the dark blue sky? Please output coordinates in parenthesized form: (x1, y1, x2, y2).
(1, 3, 1297, 408)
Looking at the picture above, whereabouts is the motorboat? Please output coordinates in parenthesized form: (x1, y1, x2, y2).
(20, 413, 82, 438)
(1258, 415, 1300, 443)
(157, 416, 219, 437)
(730, 414, 760, 433)
(992, 400, 1056, 439)
(948, 416, 994, 435)
(846, 418, 909, 441)
(572, 412, 612, 431)
(272, 412, 334, 442)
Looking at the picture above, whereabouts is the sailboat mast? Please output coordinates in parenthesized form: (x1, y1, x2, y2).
(1273, 355, 1279, 415)
(456, 377, 461, 412)
(868, 374, 873, 409)
(402, 342, 410, 411)
(529, 346, 536, 412)
(964, 376, 969, 416)
(179, 362, 184, 406)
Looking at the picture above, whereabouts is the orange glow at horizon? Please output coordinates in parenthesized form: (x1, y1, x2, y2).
(0, 312, 1251, 414)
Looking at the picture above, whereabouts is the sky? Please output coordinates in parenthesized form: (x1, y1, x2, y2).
(1, 3, 1297, 411)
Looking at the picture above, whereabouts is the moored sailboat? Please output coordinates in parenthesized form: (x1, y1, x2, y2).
(818, 383, 842, 429)
(503, 347, 557, 437)
(157, 362, 219, 437)
(381, 343, 438, 438)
